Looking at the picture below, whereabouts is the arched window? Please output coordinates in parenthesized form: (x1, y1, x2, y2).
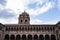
(16, 35, 21, 40)
(28, 34, 32, 40)
(22, 34, 26, 40)
(39, 34, 44, 40)
(21, 20, 22, 22)
(51, 34, 56, 40)
(10, 35, 15, 40)
(25, 20, 27, 23)
(45, 34, 50, 40)
(34, 35, 38, 40)
(4, 34, 9, 40)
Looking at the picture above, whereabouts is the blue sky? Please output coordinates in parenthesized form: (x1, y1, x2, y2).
(0, 0, 60, 24)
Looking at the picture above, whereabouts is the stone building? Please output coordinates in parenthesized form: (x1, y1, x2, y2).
(0, 11, 60, 40)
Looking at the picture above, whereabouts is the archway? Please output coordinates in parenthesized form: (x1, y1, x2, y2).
(34, 35, 38, 40)
(28, 35, 32, 40)
(22, 35, 26, 40)
(16, 35, 21, 40)
(10, 35, 15, 40)
(45, 35, 50, 40)
(39, 35, 44, 40)
(51, 34, 56, 40)
(4, 34, 9, 40)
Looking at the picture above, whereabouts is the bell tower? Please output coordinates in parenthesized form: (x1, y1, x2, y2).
(18, 11, 30, 25)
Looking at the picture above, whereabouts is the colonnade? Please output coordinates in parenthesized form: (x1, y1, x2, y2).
(5, 26, 55, 32)
(4, 34, 56, 40)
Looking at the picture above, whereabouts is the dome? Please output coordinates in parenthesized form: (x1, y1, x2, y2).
(21, 11, 29, 16)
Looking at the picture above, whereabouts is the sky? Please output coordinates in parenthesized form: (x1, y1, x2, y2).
(0, 0, 60, 24)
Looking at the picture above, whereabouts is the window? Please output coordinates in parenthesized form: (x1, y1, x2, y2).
(21, 20, 22, 23)
(25, 20, 27, 23)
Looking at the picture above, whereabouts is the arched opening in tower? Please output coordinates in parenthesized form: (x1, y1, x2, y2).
(39, 35, 44, 40)
(45, 35, 50, 40)
(28, 34, 32, 40)
(4, 34, 9, 40)
(22, 35, 26, 40)
(10, 35, 15, 40)
(51, 34, 56, 40)
(34, 35, 38, 40)
(16, 35, 21, 40)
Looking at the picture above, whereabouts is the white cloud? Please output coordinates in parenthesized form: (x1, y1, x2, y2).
(5, 0, 54, 16)
(30, 19, 42, 24)
(0, 4, 4, 11)
(0, 18, 18, 24)
(25, 2, 54, 15)
(0, 0, 55, 24)
(6, 0, 25, 13)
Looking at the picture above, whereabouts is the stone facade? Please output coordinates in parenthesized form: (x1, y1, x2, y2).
(0, 11, 60, 40)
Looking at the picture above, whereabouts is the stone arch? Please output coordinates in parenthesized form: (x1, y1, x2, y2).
(10, 35, 15, 40)
(4, 34, 9, 40)
(16, 35, 21, 40)
(27, 34, 32, 40)
(22, 34, 26, 40)
(34, 34, 38, 40)
(39, 34, 44, 40)
(45, 34, 50, 40)
(51, 34, 56, 40)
